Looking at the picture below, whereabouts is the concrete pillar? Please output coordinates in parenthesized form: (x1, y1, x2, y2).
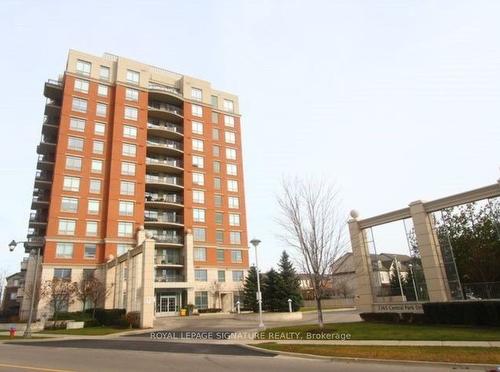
(126, 251, 133, 312)
(185, 229, 195, 306)
(140, 238, 155, 328)
(348, 215, 375, 312)
(409, 201, 450, 302)
(104, 264, 116, 309)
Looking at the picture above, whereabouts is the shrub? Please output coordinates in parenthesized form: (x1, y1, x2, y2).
(52, 311, 92, 322)
(423, 301, 500, 326)
(85, 308, 127, 326)
(359, 312, 401, 323)
(198, 308, 222, 314)
(84, 319, 100, 328)
(126, 311, 141, 328)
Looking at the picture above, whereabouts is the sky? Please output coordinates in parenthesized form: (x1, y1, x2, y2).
(0, 0, 499, 275)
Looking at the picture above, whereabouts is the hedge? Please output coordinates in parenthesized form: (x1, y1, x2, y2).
(198, 308, 222, 314)
(85, 308, 127, 326)
(359, 312, 426, 324)
(423, 301, 500, 327)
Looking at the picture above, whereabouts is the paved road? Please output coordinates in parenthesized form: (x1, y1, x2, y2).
(0, 341, 477, 372)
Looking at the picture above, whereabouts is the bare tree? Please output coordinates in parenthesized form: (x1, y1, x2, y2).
(75, 275, 108, 319)
(209, 280, 222, 309)
(277, 178, 347, 328)
(0, 269, 7, 312)
(40, 279, 77, 322)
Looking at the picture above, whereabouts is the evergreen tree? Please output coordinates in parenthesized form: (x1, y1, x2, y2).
(263, 268, 286, 312)
(277, 250, 303, 311)
(242, 266, 259, 312)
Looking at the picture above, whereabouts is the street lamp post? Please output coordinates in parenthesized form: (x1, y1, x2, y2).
(408, 263, 419, 302)
(393, 257, 406, 302)
(8, 240, 40, 338)
(250, 238, 264, 329)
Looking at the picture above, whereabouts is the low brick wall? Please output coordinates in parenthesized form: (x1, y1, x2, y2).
(234, 312, 303, 322)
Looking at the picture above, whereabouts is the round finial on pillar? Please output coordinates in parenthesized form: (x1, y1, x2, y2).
(138, 225, 145, 231)
(107, 254, 115, 261)
(350, 210, 359, 219)
(186, 228, 192, 234)
(145, 231, 153, 239)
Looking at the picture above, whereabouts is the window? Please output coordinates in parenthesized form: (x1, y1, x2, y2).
(76, 60, 91, 76)
(212, 145, 220, 157)
(192, 156, 204, 168)
(97, 84, 108, 97)
(99, 66, 110, 80)
(118, 222, 134, 237)
(224, 115, 235, 127)
(86, 221, 98, 236)
(84, 244, 96, 259)
(229, 214, 240, 226)
(91, 159, 103, 173)
(232, 270, 244, 282)
(124, 106, 138, 121)
(230, 232, 242, 245)
(96, 103, 107, 117)
(228, 196, 239, 209)
(72, 97, 87, 113)
(61, 197, 78, 213)
(126, 69, 140, 84)
(89, 179, 101, 194)
(211, 95, 218, 107)
(191, 87, 202, 101)
(214, 194, 223, 208)
(215, 212, 223, 225)
(195, 291, 208, 309)
(120, 181, 135, 195)
(54, 268, 72, 280)
(223, 99, 234, 112)
(88, 199, 100, 214)
(195, 269, 208, 281)
(63, 176, 80, 192)
(93, 140, 104, 154)
(122, 143, 137, 157)
(191, 104, 203, 117)
(68, 136, 83, 151)
(192, 172, 204, 186)
(214, 177, 221, 190)
(227, 164, 238, 176)
(119, 201, 134, 216)
(192, 139, 204, 152)
(212, 128, 220, 141)
(193, 208, 205, 222)
(83, 269, 96, 279)
(227, 180, 238, 192)
(211, 111, 218, 124)
(74, 79, 89, 93)
(123, 125, 137, 139)
(69, 117, 86, 132)
(58, 219, 76, 235)
(216, 230, 224, 243)
(213, 161, 221, 173)
(117, 244, 131, 256)
(193, 227, 206, 242)
(218, 270, 225, 282)
(192, 121, 203, 135)
(65, 156, 82, 171)
(216, 249, 225, 262)
(125, 88, 139, 101)
(225, 131, 236, 144)
(226, 148, 237, 160)
(193, 190, 205, 204)
(94, 122, 105, 135)
(10, 292, 17, 300)
(194, 247, 206, 261)
(56, 243, 73, 258)
(121, 162, 136, 176)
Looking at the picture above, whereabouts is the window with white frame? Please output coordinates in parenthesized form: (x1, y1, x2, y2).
(118, 222, 134, 237)
(223, 99, 234, 112)
(124, 106, 138, 121)
(211, 111, 218, 124)
(228, 196, 239, 209)
(227, 163, 237, 176)
(74, 79, 89, 93)
(91, 159, 103, 173)
(117, 244, 131, 256)
(193, 208, 205, 222)
(86, 221, 98, 236)
(99, 66, 110, 80)
(54, 268, 72, 280)
(226, 148, 236, 160)
(72, 97, 87, 113)
(213, 161, 221, 173)
(120, 181, 135, 195)
(216, 230, 224, 243)
(191, 104, 203, 117)
(63, 176, 80, 192)
(225, 131, 236, 144)
(212, 128, 220, 141)
(224, 115, 235, 127)
(94, 122, 105, 135)
(96, 103, 107, 117)
(68, 136, 84, 151)
(230, 232, 242, 245)
(192, 172, 204, 186)
(192, 155, 204, 168)
(212, 145, 220, 157)
(211, 95, 218, 107)
(69, 117, 86, 132)
(84, 244, 96, 259)
(122, 143, 137, 157)
(216, 249, 225, 262)
(121, 162, 136, 176)
(119, 201, 134, 216)
(194, 247, 206, 261)
(65, 156, 82, 171)
(192, 139, 204, 152)
(191, 87, 202, 101)
(214, 177, 221, 190)
(61, 197, 78, 213)
(125, 88, 139, 101)
(58, 219, 76, 235)
(195, 291, 208, 309)
(93, 140, 104, 154)
(195, 269, 208, 281)
(215, 212, 223, 225)
(76, 60, 91, 76)
(214, 194, 223, 208)
(231, 249, 243, 262)
(193, 190, 205, 204)
(227, 180, 238, 192)
(126, 69, 140, 84)
(192, 121, 203, 135)
(123, 125, 137, 139)
(218, 270, 225, 282)
(88, 199, 100, 214)
(97, 84, 108, 97)
(232, 270, 244, 282)
(56, 243, 73, 258)
(193, 227, 206, 242)
(89, 179, 101, 194)
(229, 214, 240, 226)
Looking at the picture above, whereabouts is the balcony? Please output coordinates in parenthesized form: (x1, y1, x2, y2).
(148, 101, 183, 123)
(34, 170, 53, 188)
(147, 137, 183, 157)
(155, 273, 185, 283)
(149, 231, 183, 246)
(31, 193, 50, 209)
(42, 115, 59, 136)
(29, 211, 47, 227)
(24, 236, 45, 252)
(148, 82, 183, 106)
(146, 174, 183, 191)
(44, 99, 61, 117)
(145, 211, 183, 227)
(155, 254, 184, 266)
(146, 157, 183, 174)
(145, 193, 183, 209)
(36, 154, 55, 171)
(147, 119, 183, 140)
(37, 135, 57, 154)
(44, 79, 63, 100)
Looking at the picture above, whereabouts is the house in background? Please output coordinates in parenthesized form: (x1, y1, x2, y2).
(0, 258, 28, 320)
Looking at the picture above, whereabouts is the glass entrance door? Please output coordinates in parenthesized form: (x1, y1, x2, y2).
(159, 295, 177, 314)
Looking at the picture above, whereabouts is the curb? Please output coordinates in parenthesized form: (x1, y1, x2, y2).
(242, 343, 498, 369)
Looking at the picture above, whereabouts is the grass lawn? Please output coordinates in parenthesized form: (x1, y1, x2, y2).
(40, 326, 130, 336)
(254, 343, 500, 364)
(299, 306, 352, 312)
(260, 322, 500, 341)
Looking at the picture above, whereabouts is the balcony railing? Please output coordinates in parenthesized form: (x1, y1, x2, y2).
(147, 119, 183, 134)
(148, 82, 181, 96)
(35, 170, 53, 182)
(150, 234, 183, 244)
(32, 195, 50, 203)
(146, 157, 183, 168)
(148, 101, 183, 116)
(29, 212, 47, 223)
(145, 213, 183, 224)
(147, 138, 183, 151)
(47, 79, 63, 88)
(155, 255, 183, 265)
(146, 174, 182, 186)
(38, 154, 55, 163)
(155, 274, 185, 283)
(145, 194, 183, 204)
